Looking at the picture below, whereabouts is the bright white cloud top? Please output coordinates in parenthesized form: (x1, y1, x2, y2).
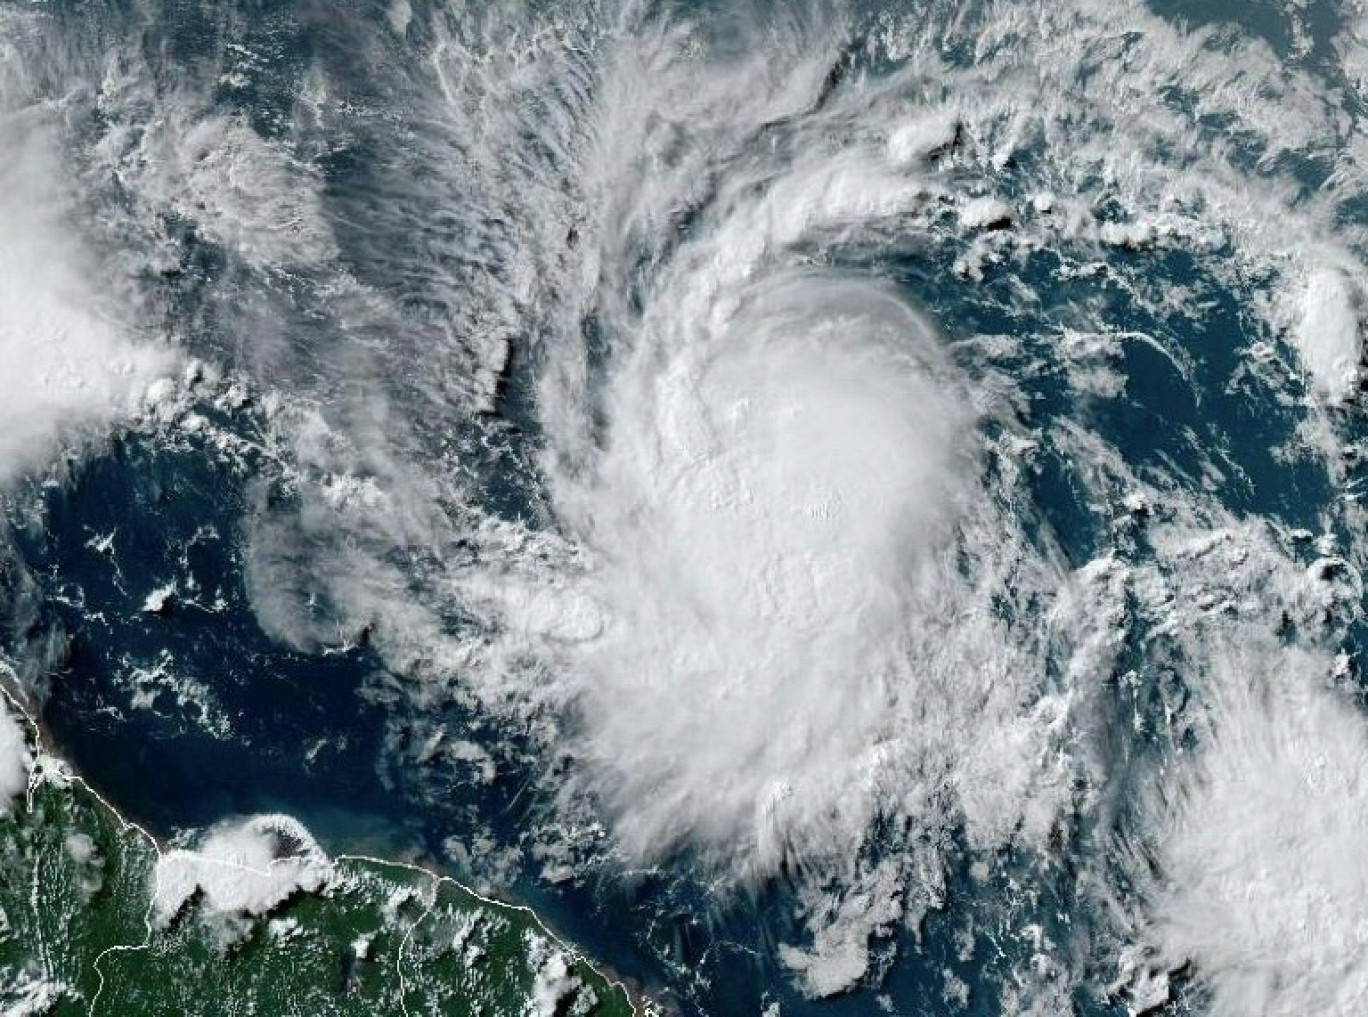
(445, 22, 1086, 892)
(0, 696, 31, 814)
(1297, 267, 1363, 405)
(559, 277, 974, 871)
(0, 74, 174, 484)
(1139, 649, 1368, 1017)
(153, 815, 332, 939)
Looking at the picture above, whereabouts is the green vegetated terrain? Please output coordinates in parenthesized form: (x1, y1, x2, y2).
(0, 742, 637, 1016)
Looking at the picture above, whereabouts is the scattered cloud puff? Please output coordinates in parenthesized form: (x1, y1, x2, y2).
(94, 104, 337, 269)
(778, 858, 905, 998)
(524, 930, 591, 1017)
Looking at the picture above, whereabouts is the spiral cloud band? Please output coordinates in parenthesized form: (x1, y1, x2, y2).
(37, 0, 1368, 1007)
(552, 274, 975, 872)
(456, 22, 1083, 885)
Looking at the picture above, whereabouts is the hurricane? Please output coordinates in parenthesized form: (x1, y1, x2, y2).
(5, 0, 1368, 1013)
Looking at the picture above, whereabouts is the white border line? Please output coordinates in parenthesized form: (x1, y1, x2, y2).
(0, 666, 649, 1017)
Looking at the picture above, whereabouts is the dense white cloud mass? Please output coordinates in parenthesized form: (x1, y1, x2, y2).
(1297, 268, 1362, 404)
(391, 0, 1368, 905)
(0, 36, 175, 484)
(153, 815, 332, 940)
(0, 695, 31, 814)
(554, 277, 974, 869)
(1139, 648, 1368, 1017)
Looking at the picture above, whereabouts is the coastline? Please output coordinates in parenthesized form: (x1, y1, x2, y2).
(0, 664, 651, 1017)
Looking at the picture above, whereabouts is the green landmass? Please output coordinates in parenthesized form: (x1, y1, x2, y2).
(0, 717, 638, 1017)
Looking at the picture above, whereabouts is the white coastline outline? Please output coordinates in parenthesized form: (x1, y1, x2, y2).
(0, 665, 648, 1017)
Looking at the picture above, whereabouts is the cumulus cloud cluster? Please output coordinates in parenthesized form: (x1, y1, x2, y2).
(0, 694, 31, 814)
(1137, 648, 1368, 1017)
(0, 29, 174, 485)
(153, 815, 332, 942)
